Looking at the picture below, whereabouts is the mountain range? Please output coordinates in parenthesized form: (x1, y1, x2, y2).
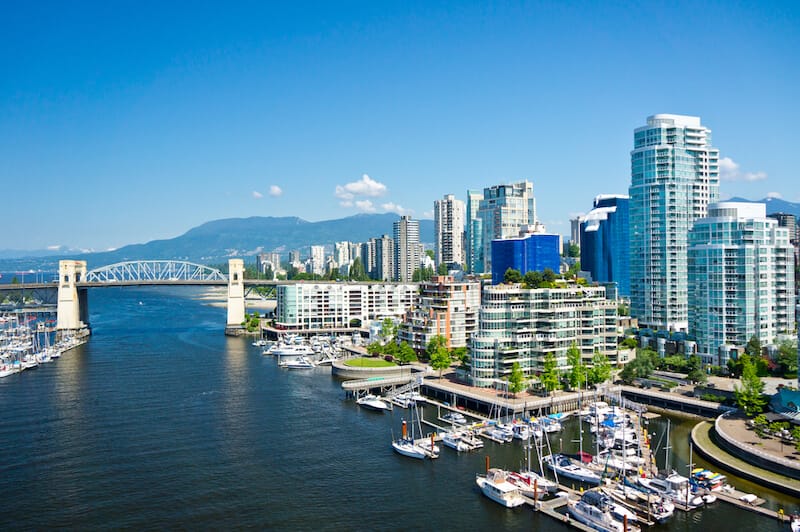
(0, 214, 435, 271)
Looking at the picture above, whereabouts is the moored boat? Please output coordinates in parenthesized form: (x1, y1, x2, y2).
(475, 468, 527, 508)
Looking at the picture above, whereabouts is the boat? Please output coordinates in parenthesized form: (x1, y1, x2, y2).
(442, 431, 472, 452)
(637, 472, 703, 507)
(357, 394, 391, 412)
(566, 498, 631, 532)
(543, 454, 601, 485)
(690, 468, 728, 491)
(791, 514, 800, 532)
(604, 485, 674, 524)
(281, 356, 315, 369)
(442, 412, 468, 425)
(507, 470, 556, 497)
(582, 489, 638, 526)
(475, 468, 527, 508)
(392, 418, 439, 460)
(512, 423, 531, 440)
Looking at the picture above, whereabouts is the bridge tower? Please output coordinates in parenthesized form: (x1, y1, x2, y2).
(226, 258, 246, 333)
(57, 260, 90, 332)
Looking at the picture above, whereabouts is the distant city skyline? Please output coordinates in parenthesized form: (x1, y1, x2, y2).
(2, 3, 798, 251)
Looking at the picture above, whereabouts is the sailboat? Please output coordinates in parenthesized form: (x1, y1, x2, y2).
(392, 403, 439, 460)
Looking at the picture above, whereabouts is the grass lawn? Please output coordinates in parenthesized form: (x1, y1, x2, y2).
(344, 357, 397, 368)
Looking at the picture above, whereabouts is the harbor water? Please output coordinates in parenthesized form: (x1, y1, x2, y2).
(0, 287, 796, 529)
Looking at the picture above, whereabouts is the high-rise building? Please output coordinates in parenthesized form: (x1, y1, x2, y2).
(466, 190, 484, 274)
(361, 240, 376, 278)
(490, 227, 561, 285)
(689, 202, 795, 366)
(309, 245, 326, 276)
(570, 216, 583, 248)
(434, 194, 466, 269)
(468, 282, 618, 388)
(393, 216, 420, 282)
(629, 114, 719, 331)
(580, 195, 630, 297)
(373, 235, 394, 281)
(477, 181, 536, 273)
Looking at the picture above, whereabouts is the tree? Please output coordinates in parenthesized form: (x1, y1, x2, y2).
(745, 335, 762, 358)
(503, 268, 522, 284)
(589, 352, 611, 385)
(425, 249, 434, 260)
(428, 335, 452, 379)
(437, 263, 448, 275)
(396, 341, 418, 365)
(776, 340, 798, 376)
(540, 353, 560, 394)
(542, 268, 557, 283)
(380, 318, 397, 344)
(349, 257, 367, 281)
(566, 343, 585, 390)
(453, 346, 469, 369)
(687, 367, 707, 384)
(367, 342, 383, 356)
(620, 337, 638, 349)
(567, 242, 580, 258)
(508, 362, 526, 397)
(523, 270, 543, 288)
(735, 355, 767, 417)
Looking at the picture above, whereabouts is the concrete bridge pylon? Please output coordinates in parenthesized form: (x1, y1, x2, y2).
(56, 260, 90, 332)
(226, 258, 246, 332)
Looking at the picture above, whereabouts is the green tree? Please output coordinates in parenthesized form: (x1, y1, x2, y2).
(617, 303, 630, 316)
(620, 337, 638, 349)
(589, 352, 612, 385)
(542, 268, 557, 283)
(566, 343, 585, 390)
(503, 268, 522, 284)
(437, 263, 448, 275)
(367, 342, 384, 356)
(425, 249, 434, 260)
(735, 355, 767, 416)
(349, 257, 367, 281)
(523, 270, 543, 288)
(508, 362, 526, 397)
(776, 340, 798, 376)
(540, 353, 560, 394)
(687, 367, 707, 384)
(567, 242, 580, 258)
(428, 335, 452, 379)
(380, 318, 397, 344)
(453, 346, 469, 369)
(396, 341, 418, 365)
(745, 335, 762, 358)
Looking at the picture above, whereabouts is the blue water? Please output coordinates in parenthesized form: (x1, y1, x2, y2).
(0, 286, 793, 529)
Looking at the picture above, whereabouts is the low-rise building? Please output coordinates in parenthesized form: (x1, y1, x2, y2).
(467, 282, 618, 388)
(398, 276, 481, 353)
(275, 282, 418, 332)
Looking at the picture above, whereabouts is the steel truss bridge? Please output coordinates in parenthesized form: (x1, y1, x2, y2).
(83, 260, 228, 285)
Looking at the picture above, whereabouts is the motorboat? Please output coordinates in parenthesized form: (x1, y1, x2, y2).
(581, 489, 638, 526)
(543, 454, 601, 485)
(475, 468, 527, 508)
(638, 473, 703, 507)
(604, 485, 674, 524)
(442, 432, 472, 452)
(357, 394, 391, 412)
(512, 423, 531, 440)
(690, 468, 729, 492)
(442, 412, 468, 425)
(281, 356, 315, 370)
(508, 469, 557, 497)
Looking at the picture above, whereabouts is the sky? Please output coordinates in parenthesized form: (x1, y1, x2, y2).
(2, 1, 798, 251)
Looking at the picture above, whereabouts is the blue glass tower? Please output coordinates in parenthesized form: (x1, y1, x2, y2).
(491, 233, 561, 285)
(580, 195, 630, 297)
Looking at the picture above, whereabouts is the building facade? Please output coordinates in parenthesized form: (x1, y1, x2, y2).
(580, 194, 630, 297)
(477, 181, 536, 274)
(629, 114, 719, 331)
(393, 216, 421, 282)
(372, 235, 394, 281)
(275, 282, 418, 331)
(434, 194, 466, 269)
(467, 283, 618, 388)
(466, 190, 484, 274)
(397, 276, 481, 353)
(688, 202, 795, 366)
(490, 230, 561, 285)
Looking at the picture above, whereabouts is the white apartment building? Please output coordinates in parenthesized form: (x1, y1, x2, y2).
(393, 216, 420, 282)
(689, 202, 795, 366)
(309, 245, 326, 276)
(275, 282, 418, 331)
(468, 282, 618, 388)
(477, 181, 536, 273)
(434, 194, 466, 269)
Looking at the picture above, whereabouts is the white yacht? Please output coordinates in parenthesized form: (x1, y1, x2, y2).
(442, 431, 472, 452)
(357, 394, 391, 412)
(567, 498, 632, 532)
(281, 356, 315, 370)
(475, 468, 526, 508)
(638, 473, 703, 507)
(543, 454, 601, 485)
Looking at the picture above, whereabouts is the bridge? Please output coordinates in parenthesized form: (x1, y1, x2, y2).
(0, 259, 277, 334)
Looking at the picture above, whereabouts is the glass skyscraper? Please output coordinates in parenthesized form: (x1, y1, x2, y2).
(580, 194, 630, 297)
(491, 233, 561, 285)
(629, 114, 719, 331)
(477, 181, 536, 273)
(689, 202, 795, 367)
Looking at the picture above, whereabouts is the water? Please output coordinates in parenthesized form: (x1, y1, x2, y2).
(0, 287, 796, 529)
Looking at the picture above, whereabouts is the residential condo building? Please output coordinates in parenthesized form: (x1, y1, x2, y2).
(477, 181, 536, 274)
(467, 282, 618, 388)
(466, 189, 484, 273)
(688, 202, 795, 366)
(490, 228, 561, 285)
(580, 194, 631, 297)
(393, 215, 420, 282)
(434, 194, 466, 269)
(629, 114, 719, 331)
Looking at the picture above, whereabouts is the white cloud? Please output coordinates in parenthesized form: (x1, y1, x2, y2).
(46, 245, 62, 251)
(719, 156, 767, 182)
(335, 174, 388, 201)
(766, 191, 782, 199)
(269, 185, 283, 197)
(382, 202, 413, 216)
(355, 200, 376, 213)
(252, 191, 263, 199)
(421, 210, 434, 219)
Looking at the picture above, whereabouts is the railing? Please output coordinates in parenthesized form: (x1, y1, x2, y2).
(85, 261, 227, 283)
(714, 411, 800, 472)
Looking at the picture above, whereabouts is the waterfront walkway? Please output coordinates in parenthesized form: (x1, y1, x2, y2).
(690, 421, 800, 498)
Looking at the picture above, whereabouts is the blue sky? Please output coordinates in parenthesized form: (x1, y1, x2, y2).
(2, 1, 798, 251)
